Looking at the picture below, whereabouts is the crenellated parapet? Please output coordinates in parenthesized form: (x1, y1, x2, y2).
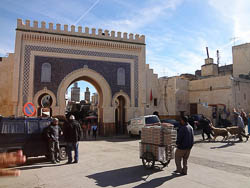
(17, 19, 145, 45)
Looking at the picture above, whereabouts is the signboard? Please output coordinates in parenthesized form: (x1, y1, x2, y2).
(23, 102, 36, 117)
(41, 108, 50, 117)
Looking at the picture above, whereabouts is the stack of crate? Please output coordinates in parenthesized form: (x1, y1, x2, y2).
(162, 124, 177, 146)
(141, 126, 162, 144)
(141, 126, 162, 159)
(140, 124, 176, 160)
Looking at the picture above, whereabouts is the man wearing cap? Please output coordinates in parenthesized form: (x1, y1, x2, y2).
(174, 116, 194, 175)
(65, 115, 82, 164)
(233, 108, 249, 141)
(46, 118, 62, 164)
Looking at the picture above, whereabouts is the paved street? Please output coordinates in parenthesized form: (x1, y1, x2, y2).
(1, 134, 250, 188)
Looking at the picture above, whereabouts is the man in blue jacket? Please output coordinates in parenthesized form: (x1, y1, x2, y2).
(65, 115, 82, 164)
(174, 116, 194, 175)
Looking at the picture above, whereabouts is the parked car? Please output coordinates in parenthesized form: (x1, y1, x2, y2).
(127, 115, 160, 137)
(161, 119, 180, 130)
(0, 116, 67, 160)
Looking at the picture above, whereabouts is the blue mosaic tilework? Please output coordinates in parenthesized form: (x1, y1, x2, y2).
(23, 45, 139, 106)
(34, 56, 131, 103)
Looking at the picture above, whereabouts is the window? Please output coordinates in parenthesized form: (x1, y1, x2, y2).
(39, 120, 51, 131)
(27, 121, 40, 134)
(145, 116, 160, 125)
(154, 98, 157, 106)
(41, 63, 51, 82)
(117, 67, 125, 85)
(1, 121, 25, 134)
(137, 119, 143, 125)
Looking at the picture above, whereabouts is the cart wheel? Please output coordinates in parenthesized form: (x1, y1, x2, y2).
(142, 152, 155, 169)
(160, 160, 171, 167)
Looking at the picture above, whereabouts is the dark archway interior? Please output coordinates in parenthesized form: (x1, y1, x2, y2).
(115, 96, 126, 135)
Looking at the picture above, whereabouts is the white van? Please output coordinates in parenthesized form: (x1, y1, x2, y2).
(127, 115, 161, 137)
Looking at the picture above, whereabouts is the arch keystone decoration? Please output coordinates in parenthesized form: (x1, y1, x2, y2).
(112, 91, 131, 108)
(33, 88, 56, 108)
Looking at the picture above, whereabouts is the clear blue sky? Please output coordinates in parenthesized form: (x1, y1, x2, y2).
(67, 81, 96, 100)
(1, 0, 250, 95)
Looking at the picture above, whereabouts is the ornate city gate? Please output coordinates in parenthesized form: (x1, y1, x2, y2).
(12, 19, 146, 135)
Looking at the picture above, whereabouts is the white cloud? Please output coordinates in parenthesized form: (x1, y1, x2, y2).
(100, 0, 183, 32)
(208, 0, 250, 44)
(0, 46, 13, 57)
(147, 48, 204, 78)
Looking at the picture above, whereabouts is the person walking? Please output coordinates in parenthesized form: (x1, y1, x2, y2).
(234, 109, 249, 141)
(46, 118, 62, 164)
(81, 122, 87, 139)
(65, 115, 82, 164)
(199, 116, 214, 140)
(248, 113, 250, 135)
(87, 122, 91, 138)
(174, 116, 194, 175)
(241, 109, 248, 126)
(92, 121, 98, 140)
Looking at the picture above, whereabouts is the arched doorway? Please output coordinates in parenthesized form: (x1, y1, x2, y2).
(37, 94, 53, 117)
(56, 68, 113, 135)
(115, 96, 126, 135)
(65, 81, 97, 120)
(33, 88, 57, 117)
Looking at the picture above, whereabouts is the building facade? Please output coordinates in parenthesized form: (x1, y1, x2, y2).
(84, 87, 90, 103)
(71, 82, 80, 102)
(1, 19, 250, 134)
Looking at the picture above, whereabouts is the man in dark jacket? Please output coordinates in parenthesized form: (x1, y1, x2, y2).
(46, 118, 62, 164)
(174, 116, 194, 175)
(199, 116, 214, 140)
(65, 115, 82, 164)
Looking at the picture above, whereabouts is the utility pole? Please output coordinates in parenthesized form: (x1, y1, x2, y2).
(230, 37, 239, 46)
(206, 47, 209, 58)
(216, 50, 220, 66)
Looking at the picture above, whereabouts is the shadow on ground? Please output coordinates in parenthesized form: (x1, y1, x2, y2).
(209, 139, 247, 149)
(15, 157, 68, 170)
(81, 135, 140, 143)
(87, 165, 181, 187)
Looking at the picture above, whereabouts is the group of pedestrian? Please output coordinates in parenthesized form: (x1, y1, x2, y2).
(81, 121, 98, 140)
(45, 115, 82, 164)
(198, 108, 250, 142)
(173, 108, 250, 176)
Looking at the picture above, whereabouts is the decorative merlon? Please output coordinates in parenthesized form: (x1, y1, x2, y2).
(17, 19, 145, 44)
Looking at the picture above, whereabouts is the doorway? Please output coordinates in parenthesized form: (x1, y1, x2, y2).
(190, 103, 198, 115)
(115, 96, 126, 135)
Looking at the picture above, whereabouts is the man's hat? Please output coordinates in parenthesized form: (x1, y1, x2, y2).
(53, 118, 59, 122)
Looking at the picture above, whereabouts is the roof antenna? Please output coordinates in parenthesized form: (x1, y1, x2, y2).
(206, 47, 209, 58)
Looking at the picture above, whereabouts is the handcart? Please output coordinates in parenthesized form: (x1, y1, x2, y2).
(139, 124, 176, 169)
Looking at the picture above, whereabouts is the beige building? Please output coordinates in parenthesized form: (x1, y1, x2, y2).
(84, 87, 90, 103)
(1, 19, 250, 135)
(90, 93, 98, 113)
(71, 82, 80, 102)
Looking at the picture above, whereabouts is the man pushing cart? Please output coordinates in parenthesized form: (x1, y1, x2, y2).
(139, 123, 177, 169)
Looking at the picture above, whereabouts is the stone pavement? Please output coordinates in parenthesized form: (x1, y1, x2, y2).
(0, 134, 250, 188)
